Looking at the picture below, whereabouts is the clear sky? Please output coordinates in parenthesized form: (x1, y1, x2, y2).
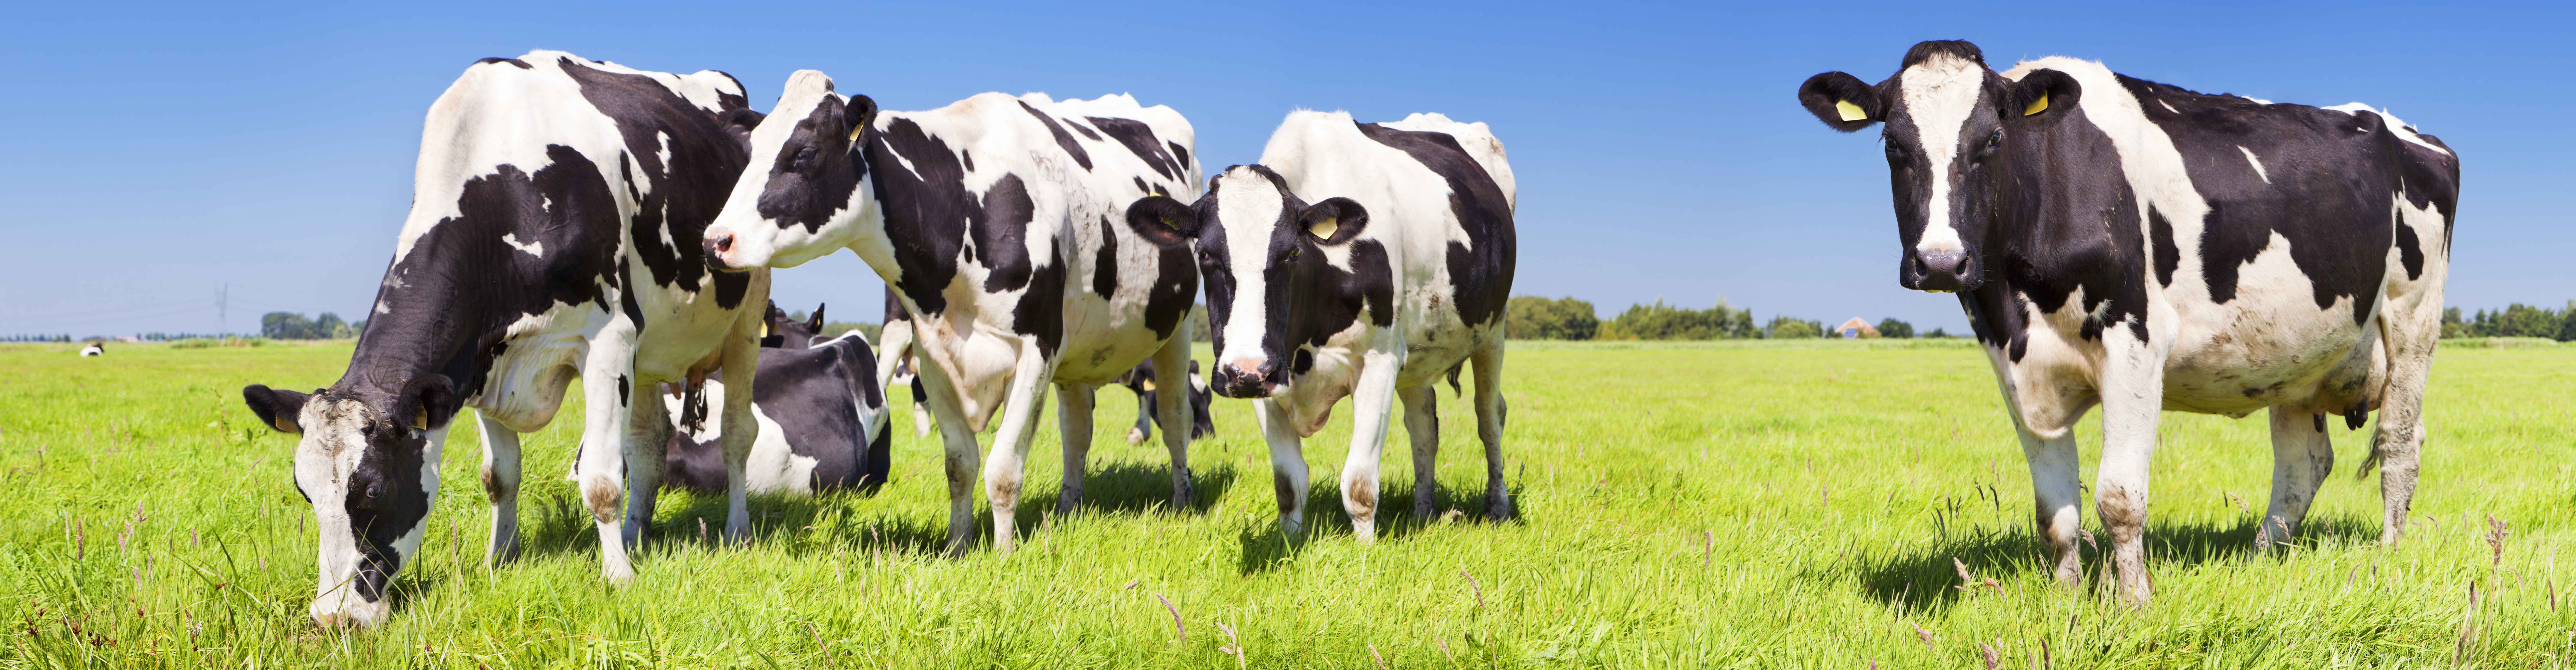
(5, 1, 2570, 336)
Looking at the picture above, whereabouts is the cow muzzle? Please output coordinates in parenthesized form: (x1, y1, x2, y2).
(703, 233, 746, 273)
(1212, 357, 1280, 399)
(1906, 247, 1975, 293)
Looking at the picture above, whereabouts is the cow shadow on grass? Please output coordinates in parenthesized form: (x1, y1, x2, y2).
(1235, 478, 1529, 575)
(1840, 515, 2379, 614)
(1048, 461, 1238, 517)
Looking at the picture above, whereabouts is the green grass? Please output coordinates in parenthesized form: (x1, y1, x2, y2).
(3, 339, 2573, 667)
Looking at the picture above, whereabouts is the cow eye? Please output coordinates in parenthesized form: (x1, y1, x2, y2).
(793, 146, 817, 169)
(1978, 129, 2004, 157)
(1883, 138, 1905, 162)
(365, 482, 382, 499)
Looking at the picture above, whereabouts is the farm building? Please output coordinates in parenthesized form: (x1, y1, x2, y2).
(1835, 318, 1879, 339)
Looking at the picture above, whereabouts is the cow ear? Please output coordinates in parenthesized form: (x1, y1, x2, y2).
(1123, 195, 1202, 249)
(841, 94, 879, 146)
(396, 375, 458, 431)
(242, 385, 312, 434)
(720, 107, 767, 147)
(1798, 71, 1883, 132)
(1298, 198, 1369, 245)
(809, 304, 826, 333)
(2008, 69, 2081, 125)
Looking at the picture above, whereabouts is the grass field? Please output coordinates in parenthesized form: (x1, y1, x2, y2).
(3, 338, 2573, 667)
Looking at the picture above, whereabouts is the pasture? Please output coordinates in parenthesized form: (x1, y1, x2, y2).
(3, 339, 2572, 667)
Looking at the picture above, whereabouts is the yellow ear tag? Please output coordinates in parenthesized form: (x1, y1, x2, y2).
(1140, 380, 1156, 392)
(2024, 94, 2049, 116)
(1309, 217, 1338, 240)
(1834, 100, 1867, 122)
(848, 124, 865, 142)
(272, 417, 299, 434)
(1159, 216, 1181, 230)
(412, 412, 429, 430)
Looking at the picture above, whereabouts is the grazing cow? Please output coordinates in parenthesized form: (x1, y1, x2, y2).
(1116, 358, 1214, 445)
(1797, 40, 2458, 602)
(79, 342, 103, 357)
(700, 72, 1206, 554)
(237, 52, 770, 627)
(664, 302, 891, 495)
(1121, 110, 1518, 540)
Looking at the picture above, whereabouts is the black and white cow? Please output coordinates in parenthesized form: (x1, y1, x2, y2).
(238, 52, 770, 627)
(877, 286, 937, 438)
(663, 302, 891, 495)
(1122, 110, 1518, 540)
(1798, 40, 2458, 602)
(79, 342, 103, 357)
(700, 72, 1206, 554)
(1116, 358, 1214, 445)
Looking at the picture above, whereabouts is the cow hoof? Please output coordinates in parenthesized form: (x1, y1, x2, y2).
(1055, 493, 1082, 516)
(1485, 496, 1517, 522)
(1125, 428, 1147, 445)
(602, 562, 634, 585)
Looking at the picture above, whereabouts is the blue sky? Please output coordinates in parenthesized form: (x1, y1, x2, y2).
(5, 1, 2570, 336)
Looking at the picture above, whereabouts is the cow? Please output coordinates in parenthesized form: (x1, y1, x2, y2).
(877, 286, 937, 438)
(236, 51, 770, 627)
(1120, 110, 1519, 541)
(663, 302, 891, 495)
(1796, 40, 2458, 603)
(1116, 358, 1214, 445)
(699, 72, 1206, 554)
(79, 342, 103, 357)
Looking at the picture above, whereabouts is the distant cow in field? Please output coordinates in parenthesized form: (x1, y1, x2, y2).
(664, 302, 891, 495)
(1117, 358, 1213, 445)
(1122, 110, 1518, 540)
(238, 52, 770, 627)
(700, 72, 1207, 554)
(1798, 40, 2457, 602)
(79, 342, 102, 357)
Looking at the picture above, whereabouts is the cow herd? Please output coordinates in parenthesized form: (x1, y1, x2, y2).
(235, 40, 2457, 627)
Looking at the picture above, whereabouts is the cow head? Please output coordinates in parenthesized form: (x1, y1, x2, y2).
(1123, 166, 1374, 398)
(239, 375, 457, 628)
(761, 300, 828, 348)
(703, 70, 879, 272)
(1798, 40, 2082, 293)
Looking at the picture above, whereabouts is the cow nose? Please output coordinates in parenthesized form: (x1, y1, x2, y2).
(703, 234, 735, 271)
(1913, 247, 1968, 292)
(1215, 357, 1272, 398)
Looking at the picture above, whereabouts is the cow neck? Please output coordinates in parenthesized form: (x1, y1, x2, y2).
(338, 278, 498, 413)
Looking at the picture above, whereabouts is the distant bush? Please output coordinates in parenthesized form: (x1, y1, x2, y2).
(1875, 319, 1916, 339)
(1507, 296, 1600, 340)
(2443, 303, 2576, 341)
(261, 312, 359, 340)
(819, 322, 882, 343)
(1597, 299, 1758, 340)
(172, 337, 266, 349)
(1765, 316, 1825, 339)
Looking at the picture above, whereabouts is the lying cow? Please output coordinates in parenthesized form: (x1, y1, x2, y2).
(1117, 358, 1214, 445)
(701, 73, 1207, 554)
(663, 302, 891, 495)
(79, 342, 102, 357)
(1122, 110, 1518, 540)
(1797, 40, 2457, 602)
(239, 52, 770, 627)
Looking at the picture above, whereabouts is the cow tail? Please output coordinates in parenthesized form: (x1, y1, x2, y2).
(1445, 361, 1466, 397)
(2357, 432, 2387, 480)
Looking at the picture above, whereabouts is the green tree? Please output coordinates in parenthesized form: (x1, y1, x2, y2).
(2440, 307, 2468, 339)
(260, 312, 316, 339)
(1506, 296, 1600, 340)
(1875, 318, 1916, 339)
(1765, 316, 1824, 339)
(1596, 299, 1757, 340)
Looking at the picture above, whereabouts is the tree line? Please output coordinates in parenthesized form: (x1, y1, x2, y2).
(260, 312, 362, 340)
(2443, 303, 2576, 340)
(1507, 296, 1940, 341)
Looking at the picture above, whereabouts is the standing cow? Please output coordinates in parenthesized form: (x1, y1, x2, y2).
(699, 72, 1205, 554)
(1121, 110, 1518, 541)
(1116, 358, 1214, 446)
(238, 52, 770, 627)
(1797, 40, 2457, 602)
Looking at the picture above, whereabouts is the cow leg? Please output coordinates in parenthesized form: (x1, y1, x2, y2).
(2371, 302, 2440, 546)
(1257, 397, 1311, 538)
(1338, 350, 1404, 543)
(907, 348, 984, 557)
(620, 384, 672, 548)
(717, 324, 762, 543)
(2260, 407, 2335, 549)
(475, 410, 523, 566)
(576, 332, 640, 584)
(1399, 385, 1440, 522)
(1054, 382, 1095, 514)
(981, 342, 1054, 555)
(1470, 343, 1514, 521)
(2094, 345, 2167, 605)
(1127, 387, 1154, 445)
(1150, 338, 1197, 510)
(2016, 421, 2082, 586)
(910, 379, 936, 438)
